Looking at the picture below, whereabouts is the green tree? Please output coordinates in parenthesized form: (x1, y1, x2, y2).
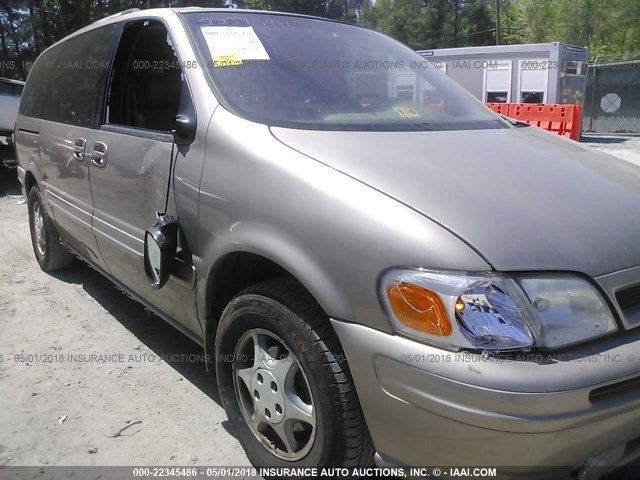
(502, 0, 640, 58)
(234, 0, 326, 17)
(364, 0, 457, 49)
(234, 0, 364, 20)
(459, 0, 494, 46)
(2, 0, 640, 81)
(0, 0, 229, 79)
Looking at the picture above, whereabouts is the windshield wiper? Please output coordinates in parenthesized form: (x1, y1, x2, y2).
(499, 114, 531, 128)
(412, 122, 436, 131)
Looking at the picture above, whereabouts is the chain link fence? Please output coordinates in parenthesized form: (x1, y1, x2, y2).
(584, 55, 640, 134)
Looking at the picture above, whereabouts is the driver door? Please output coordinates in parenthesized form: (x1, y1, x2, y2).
(89, 18, 201, 336)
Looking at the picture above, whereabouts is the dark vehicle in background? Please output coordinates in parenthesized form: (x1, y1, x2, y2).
(0, 77, 24, 168)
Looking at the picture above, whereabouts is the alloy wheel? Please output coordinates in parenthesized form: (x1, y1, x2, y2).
(33, 203, 46, 256)
(233, 328, 316, 461)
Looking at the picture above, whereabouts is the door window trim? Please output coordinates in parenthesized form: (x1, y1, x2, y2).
(100, 16, 196, 141)
(100, 123, 174, 143)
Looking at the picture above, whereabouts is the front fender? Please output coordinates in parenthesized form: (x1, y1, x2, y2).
(195, 107, 490, 339)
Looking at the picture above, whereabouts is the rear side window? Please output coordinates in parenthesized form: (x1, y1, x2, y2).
(19, 47, 59, 118)
(41, 25, 116, 128)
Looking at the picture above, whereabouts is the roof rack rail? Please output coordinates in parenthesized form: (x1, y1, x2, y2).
(94, 8, 141, 24)
(115, 8, 141, 16)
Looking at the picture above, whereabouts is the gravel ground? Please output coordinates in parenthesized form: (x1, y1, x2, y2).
(0, 134, 638, 477)
(582, 134, 640, 166)
(0, 166, 252, 473)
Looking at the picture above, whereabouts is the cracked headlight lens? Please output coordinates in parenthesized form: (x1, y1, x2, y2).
(380, 269, 617, 352)
(455, 278, 536, 350)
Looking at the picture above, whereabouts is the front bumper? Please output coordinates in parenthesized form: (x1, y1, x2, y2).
(332, 319, 640, 476)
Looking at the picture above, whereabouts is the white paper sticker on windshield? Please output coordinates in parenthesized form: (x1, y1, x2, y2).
(200, 26, 270, 61)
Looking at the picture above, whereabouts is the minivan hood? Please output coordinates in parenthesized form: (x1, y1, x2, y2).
(271, 125, 640, 277)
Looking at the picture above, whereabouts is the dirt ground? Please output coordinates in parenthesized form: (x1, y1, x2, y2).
(582, 134, 640, 166)
(0, 168, 251, 470)
(0, 134, 639, 475)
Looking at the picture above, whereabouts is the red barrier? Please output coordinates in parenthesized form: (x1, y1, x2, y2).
(485, 103, 583, 141)
(485, 103, 511, 116)
(569, 104, 583, 141)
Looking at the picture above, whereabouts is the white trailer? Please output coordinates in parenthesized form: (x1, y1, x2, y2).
(416, 42, 589, 106)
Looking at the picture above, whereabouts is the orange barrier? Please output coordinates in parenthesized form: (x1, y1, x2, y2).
(485, 102, 511, 117)
(570, 104, 583, 141)
(485, 103, 583, 141)
(425, 103, 445, 112)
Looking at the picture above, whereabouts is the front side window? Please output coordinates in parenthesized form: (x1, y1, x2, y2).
(183, 12, 504, 132)
(105, 20, 182, 132)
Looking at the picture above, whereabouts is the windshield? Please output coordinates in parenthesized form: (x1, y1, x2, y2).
(183, 12, 506, 132)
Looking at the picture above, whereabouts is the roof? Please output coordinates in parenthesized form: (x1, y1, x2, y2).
(34, 8, 361, 59)
(91, 7, 334, 26)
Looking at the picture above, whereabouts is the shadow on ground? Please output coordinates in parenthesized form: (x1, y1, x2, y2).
(580, 136, 629, 144)
(50, 261, 228, 418)
(0, 165, 21, 197)
(2, 161, 235, 436)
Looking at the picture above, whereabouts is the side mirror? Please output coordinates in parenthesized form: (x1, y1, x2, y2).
(173, 81, 196, 145)
(174, 112, 196, 145)
(144, 214, 180, 290)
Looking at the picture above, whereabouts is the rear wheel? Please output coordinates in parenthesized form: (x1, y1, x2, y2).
(216, 279, 374, 477)
(28, 186, 74, 272)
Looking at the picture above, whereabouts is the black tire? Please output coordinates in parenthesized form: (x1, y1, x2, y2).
(28, 186, 74, 272)
(216, 278, 374, 478)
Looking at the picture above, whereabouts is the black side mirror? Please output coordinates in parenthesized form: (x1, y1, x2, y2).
(173, 82, 196, 145)
(144, 214, 180, 290)
(174, 112, 196, 145)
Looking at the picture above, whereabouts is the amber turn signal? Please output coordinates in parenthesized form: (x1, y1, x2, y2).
(387, 282, 453, 336)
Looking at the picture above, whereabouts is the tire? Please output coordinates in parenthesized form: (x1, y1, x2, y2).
(28, 186, 74, 272)
(216, 278, 374, 477)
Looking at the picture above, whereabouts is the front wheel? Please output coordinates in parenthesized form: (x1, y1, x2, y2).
(215, 279, 374, 476)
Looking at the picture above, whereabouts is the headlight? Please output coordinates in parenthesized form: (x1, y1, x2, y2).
(380, 269, 617, 352)
(517, 275, 616, 348)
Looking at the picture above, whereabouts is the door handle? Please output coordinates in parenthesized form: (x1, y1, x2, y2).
(91, 141, 108, 167)
(73, 138, 86, 161)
